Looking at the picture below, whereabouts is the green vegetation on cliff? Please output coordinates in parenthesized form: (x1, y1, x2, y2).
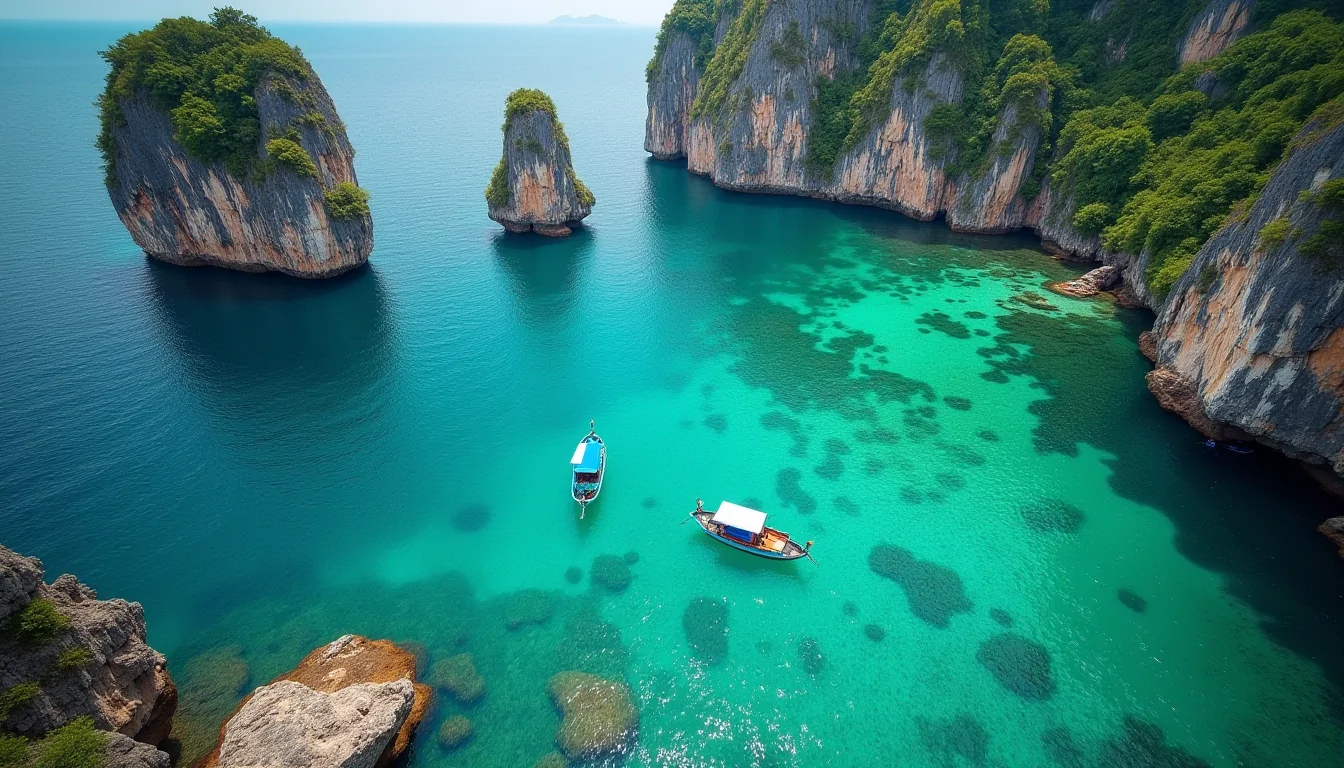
(0, 718, 108, 768)
(324, 182, 371, 220)
(647, 0, 722, 83)
(97, 8, 309, 179)
(692, 0, 770, 119)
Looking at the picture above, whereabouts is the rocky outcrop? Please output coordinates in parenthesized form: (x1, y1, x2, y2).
(105, 731, 173, 768)
(1179, 0, 1254, 66)
(198, 635, 430, 768)
(1148, 116, 1344, 478)
(213, 680, 413, 768)
(486, 89, 594, 236)
(105, 71, 372, 277)
(0, 545, 176, 752)
(1050, 264, 1120, 298)
(1321, 517, 1344, 557)
(546, 671, 637, 760)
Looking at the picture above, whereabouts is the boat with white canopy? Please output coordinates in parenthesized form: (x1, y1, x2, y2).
(570, 420, 605, 517)
(689, 499, 813, 562)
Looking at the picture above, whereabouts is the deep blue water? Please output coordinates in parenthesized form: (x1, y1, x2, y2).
(2, 21, 1343, 767)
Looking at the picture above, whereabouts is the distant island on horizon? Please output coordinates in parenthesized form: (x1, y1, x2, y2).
(549, 14, 623, 25)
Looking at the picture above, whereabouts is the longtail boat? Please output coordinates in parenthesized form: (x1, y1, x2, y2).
(570, 420, 605, 517)
(689, 499, 814, 562)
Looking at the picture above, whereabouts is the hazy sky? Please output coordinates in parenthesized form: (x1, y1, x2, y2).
(0, 0, 674, 25)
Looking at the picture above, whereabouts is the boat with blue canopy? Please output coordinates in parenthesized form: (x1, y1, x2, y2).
(689, 499, 813, 562)
(570, 420, 605, 517)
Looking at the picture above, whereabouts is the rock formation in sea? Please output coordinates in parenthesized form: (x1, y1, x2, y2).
(98, 9, 372, 277)
(546, 671, 638, 760)
(197, 634, 430, 768)
(486, 88, 595, 236)
(646, 0, 1344, 528)
(0, 545, 176, 761)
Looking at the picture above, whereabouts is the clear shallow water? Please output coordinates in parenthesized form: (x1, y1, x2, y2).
(1, 21, 1343, 768)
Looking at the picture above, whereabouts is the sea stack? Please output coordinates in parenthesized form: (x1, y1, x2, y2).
(98, 8, 372, 277)
(485, 88, 595, 236)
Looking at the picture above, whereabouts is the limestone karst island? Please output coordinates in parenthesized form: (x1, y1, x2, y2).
(1, 1, 1343, 767)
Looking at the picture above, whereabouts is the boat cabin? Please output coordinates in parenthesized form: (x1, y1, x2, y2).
(709, 501, 792, 554)
(571, 440, 602, 500)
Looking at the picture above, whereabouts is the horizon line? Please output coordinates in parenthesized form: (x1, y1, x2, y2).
(0, 17, 660, 27)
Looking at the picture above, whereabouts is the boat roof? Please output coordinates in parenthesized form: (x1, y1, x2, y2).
(572, 440, 601, 472)
(712, 501, 767, 534)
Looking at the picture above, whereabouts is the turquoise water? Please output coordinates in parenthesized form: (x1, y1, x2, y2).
(2, 21, 1343, 767)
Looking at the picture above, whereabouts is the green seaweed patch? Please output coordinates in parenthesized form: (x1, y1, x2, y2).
(1021, 498, 1085, 534)
(775, 467, 818, 514)
(943, 396, 972, 411)
(452, 503, 492, 532)
(868, 544, 973, 628)
(834, 496, 860, 516)
(682, 597, 729, 665)
(1100, 717, 1213, 768)
(989, 608, 1012, 628)
(622, 551, 640, 565)
(976, 633, 1055, 701)
(917, 714, 991, 766)
(863, 624, 886, 642)
(170, 644, 250, 762)
(438, 715, 474, 749)
(564, 566, 583, 584)
(590, 556, 632, 594)
(502, 589, 555, 631)
(797, 636, 825, 676)
(703, 413, 728, 432)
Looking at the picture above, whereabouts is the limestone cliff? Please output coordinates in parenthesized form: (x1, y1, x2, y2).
(1148, 116, 1344, 480)
(100, 12, 372, 278)
(486, 89, 595, 236)
(1178, 0, 1254, 65)
(198, 635, 430, 768)
(0, 545, 175, 758)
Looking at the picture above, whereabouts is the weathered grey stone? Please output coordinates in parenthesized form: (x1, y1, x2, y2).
(0, 546, 43, 622)
(215, 679, 414, 768)
(0, 545, 176, 744)
(103, 731, 172, 768)
(106, 67, 371, 277)
(1320, 517, 1344, 558)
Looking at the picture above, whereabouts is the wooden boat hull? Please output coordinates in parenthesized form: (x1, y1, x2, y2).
(691, 511, 808, 560)
(572, 434, 605, 508)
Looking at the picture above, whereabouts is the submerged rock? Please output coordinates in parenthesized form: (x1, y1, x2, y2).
(436, 715, 473, 750)
(0, 545, 176, 753)
(546, 671, 637, 760)
(485, 89, 594, 236)
(427, 653, 485, 704)
(199, 634, 431, 768)
(99, 11, 372, 277)
(590, 555, 632, 593)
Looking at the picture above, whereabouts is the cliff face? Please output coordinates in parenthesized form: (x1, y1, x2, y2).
(106, 70, 372, 278)
(487, 90, 595, 237)
(1149, 117, 1344, 476)
(1179, 0, 1254, 65)
(649, 0, 1055, 234)
(0, 545, 175, 754)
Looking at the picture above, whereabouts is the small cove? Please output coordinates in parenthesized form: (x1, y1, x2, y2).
(1, 21, 1342, 767)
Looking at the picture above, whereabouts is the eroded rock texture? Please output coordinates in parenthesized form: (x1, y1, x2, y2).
(487, 91, 594, 236)
(1179, 0, 1254, 66)
(0, 545, 176, 753)
(646, 0, 1050, 234)
(106, 69, 372, 277)
(198, 635, 430, 768)
(1150, 117, 1344, 477)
